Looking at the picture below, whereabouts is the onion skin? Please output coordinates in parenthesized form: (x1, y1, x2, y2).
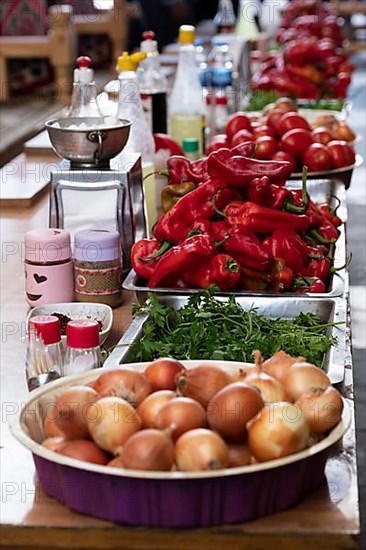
(42, 436, 67, 452)
(207, 382, 264, 442)
(263, 351, 302, 384)
(155, 397, 206, 441)
(93, 368, 152, 407)
(87, 397, 141, 454)
(54, 386, 98, 440)
(175, 428, 229, 471)
(43, 404, 65, 438)
(227, 443, 252, 467)
(121, 429, 175, 471)
(176, 364, 231, 408)
(248, 402, 309, 462)
(283, 363, 331, 401)
(107, 456, 125, 468)
(296, 386, 344, 434)
(246, 350, 290, 403)
(56, 439, 109, 465)
(137, 390, 175, 428)
(144, 358, 185, 391)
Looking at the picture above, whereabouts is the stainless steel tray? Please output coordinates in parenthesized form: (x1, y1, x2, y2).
(105, 296, 348, 384)
(123, 179, 348, 300)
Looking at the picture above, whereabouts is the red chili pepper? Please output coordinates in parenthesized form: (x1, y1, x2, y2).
(248, 175, 307, 213)
(270, 259, 294, 292)
(131, 239, 171, 281)
(207, 151, 292, 188)
(148, 234, 215, 288)
(230, 141, 256, 158)
(317, 200, 342, 228)
(187, 219, 213, 238)
(308, 216, 340, 244)
(294, 276, 326, 293)
(221, 225, 274, 272)
(154, 179, 233, 243)
(266, 229, 309, 275)
(183, 254, 241, 290)
(164, 156, 204, 185)
(225, 202, 313, 233)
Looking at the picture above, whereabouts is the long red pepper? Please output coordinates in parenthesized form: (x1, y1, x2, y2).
(225, 202, 313, 233)
(183, 254, 241, 290)
(131, 239, 170, 280)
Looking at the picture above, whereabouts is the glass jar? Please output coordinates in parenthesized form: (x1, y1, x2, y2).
(74, 229, 123, 308)
(64, 319, 101, 376)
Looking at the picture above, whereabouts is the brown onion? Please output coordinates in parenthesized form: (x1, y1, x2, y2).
(42, 436, 67, 452)
(87, 397, 141, 454)
(54, 385, 98, 439)
(283, 362, 331, 401)
(144, 358, 185, 391)
(93, 368, 152, 407)
(137, 390, 175, 428)
(227, 443, 252, 467)
(296, 386, 343, 434)
(175, 428, 229, 471)
(245, 350, 290, 403)
(263, 350, 302, 384)
(155, 397, 206, 441)
(107, 456, 125, 468)
(43, 404, 65, 437)
(248, 402, 309, 462)
(207, 382, 264, 442)
(176, 363, 231, 407)
(121, 429, 175, 471)
(56, 439, 109, 465)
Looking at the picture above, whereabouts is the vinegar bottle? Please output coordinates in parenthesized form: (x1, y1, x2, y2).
(169, 25, 205, 156)
(68, 56, 104, 118)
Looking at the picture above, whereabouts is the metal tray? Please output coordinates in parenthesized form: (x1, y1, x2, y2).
(105, 295, 348, 384)
(123, 179, 348, 300)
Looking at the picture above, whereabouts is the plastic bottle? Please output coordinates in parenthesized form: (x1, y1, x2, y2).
(64, 319, 102, 375)
(182, 137, 200, 161)
(206, 41, 233, 117)
(68, 56, 104, 119)
(169, 25, 205, 156)
(195, 38, 208, 87)
(116, 51, 155, 163)
(214, 0, 237, 33)
(236, 0, 260, 41)
(137, 31, 168, 134)
(206, 94, 229, 133)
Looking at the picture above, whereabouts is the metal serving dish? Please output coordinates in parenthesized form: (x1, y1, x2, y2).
(123, 179, 348, 300)
(105, 296, 347, 384)
(12, 365, 351, 528)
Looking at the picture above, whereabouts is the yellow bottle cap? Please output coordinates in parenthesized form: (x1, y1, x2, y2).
(179, 25, 195, 45)
(117, 51, 147, 72)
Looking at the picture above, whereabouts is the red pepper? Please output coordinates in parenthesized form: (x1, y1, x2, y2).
(225, 202, 313, 233)
(183, 254, 241, 290)
(308, 217, 340, 244)
(164, 156, 205, 185)
(131, 239, 171, 281)
(207, 151, 293, 188)
(230, 141, 256, 158)
(154, 179, 233, 243)
(248, 171, 309, 213)
(294, 277, 326, 294)
(270, 259, 294, 292)
(240, 266, 272, 291)
(221, 225, 274, 272)
(317, 201, 342, 228)
(266, 229, 309, 275)
(148, 234, 215, 288)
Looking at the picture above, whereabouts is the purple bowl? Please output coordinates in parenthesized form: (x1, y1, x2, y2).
(12, 364, 350, 528)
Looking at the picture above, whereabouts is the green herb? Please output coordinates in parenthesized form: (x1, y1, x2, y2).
(129, 289, 341, 368)
(243, 91, 345, 113)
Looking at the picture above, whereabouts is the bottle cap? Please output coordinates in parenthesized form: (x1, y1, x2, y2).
(141, 30, 158, 53)
(25, 228, 72, 263)
(29, 315, 61, 345)
(66, 319, 100, 349)
(74, 56, 94, 84)
(182, 137, 199, 153)
(74, 229, 121, 262)
(206, 95, 228, 106)
(117, 51, 147, 71)
(179, 25, 195, 45)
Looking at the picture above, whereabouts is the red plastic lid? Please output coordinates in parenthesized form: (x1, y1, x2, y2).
(29, 315, 61, 345)
(76, 56, 91, 68)
(206, 95, 228, 106)
(142, 31, 155, 41)
(66, 319, 100, 349)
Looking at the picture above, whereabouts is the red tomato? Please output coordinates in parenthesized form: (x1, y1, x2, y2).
(327, 140, 356, 169)
(230, 128, 254, 147)
(303, 143, 333, 172)
(276, 112, 311, 137)
(280, 128, 314, 158)
(252, 125, 276, 139)
(272, 150, 297, 172)
(254, 136, 278, 160)
(225, 114, 252, 142)
(206, 134, 229, 154)
(311, 127, 334, 145)
(266, 109, 285, 134)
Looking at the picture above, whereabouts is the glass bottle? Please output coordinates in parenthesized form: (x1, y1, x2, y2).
(182, 137, 200, 161)
(169, 25, 205, 156)
(195, 38, 208, 87)
(236, 0, 260, 41)
(64, 319, 102, 376)
(214, 0, 237, 34)
(68, 56, 104, 119)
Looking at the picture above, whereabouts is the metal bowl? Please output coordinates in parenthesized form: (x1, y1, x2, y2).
(45, 117, 131, 167)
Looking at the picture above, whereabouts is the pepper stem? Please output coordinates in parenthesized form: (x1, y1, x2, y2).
(141, 241, 171, 262)
(330, 252, 352, 273)
(308, 228, 336, 245)
(283, 166, 309, 214)
(211, 190, 226, 217)
(330, 194, 341, 216)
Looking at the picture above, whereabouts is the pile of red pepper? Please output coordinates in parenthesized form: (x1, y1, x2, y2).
(132, 146, 344, 293)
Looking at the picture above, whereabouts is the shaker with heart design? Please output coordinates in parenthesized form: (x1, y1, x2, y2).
(24, 228, 74, 306)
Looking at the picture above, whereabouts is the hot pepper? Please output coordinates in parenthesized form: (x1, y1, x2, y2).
(131, 239, 171, 281)
(207, 151, 293, 188)
(148, 234, 215, 288)
(286, 64, 324, 85)
(161, 181, 196, 212)
(164, 156, 205, 185)
(221, 225, 274, 272)
(270, 259, 294, 292)
(308, 216, 340, 244)
(154, 179, 233, 244)
(265, 228, 309, 275)
(240, 266, 272, 291)
(317, 199, 342, 228)
(306, 245, 350, 282)
(230, 141, 256, 158)
(225, 202, 313, 233)
(294, 276, 326, 294)
(183, 254, 241, 290)
(187, 219, 213, 238)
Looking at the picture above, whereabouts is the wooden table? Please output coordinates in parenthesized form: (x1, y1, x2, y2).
(0, 155, 361, 549)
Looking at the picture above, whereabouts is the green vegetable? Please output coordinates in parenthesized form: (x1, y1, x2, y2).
(129, 289, 341, 368)
(243, 91, 345, 112)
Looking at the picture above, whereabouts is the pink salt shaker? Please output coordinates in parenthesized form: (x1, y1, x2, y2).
(24, 228, 74, 306)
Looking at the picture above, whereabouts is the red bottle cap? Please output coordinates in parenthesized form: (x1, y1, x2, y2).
(142, 31, 155, 41)
(76, 56, 91, 68)
(66, 319, 100, 349)
(29, 315, 61, 345)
